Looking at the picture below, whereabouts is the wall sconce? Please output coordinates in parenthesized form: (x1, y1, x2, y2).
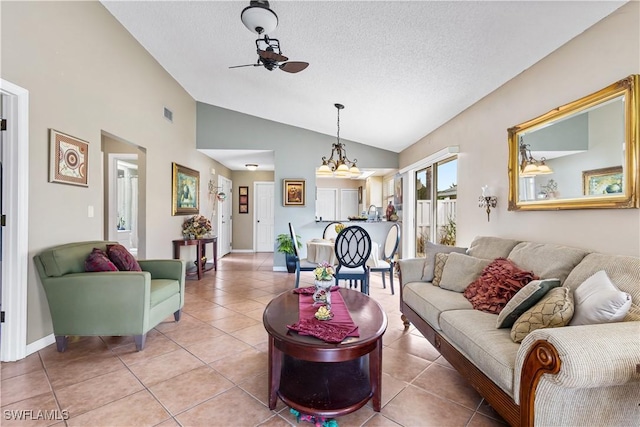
(478, 185, 497, 222)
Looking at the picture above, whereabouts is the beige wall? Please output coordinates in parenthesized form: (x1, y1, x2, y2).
(1, 1, 230, 344)
(400, 2, 640, 256)
(230, 170, 275, 250)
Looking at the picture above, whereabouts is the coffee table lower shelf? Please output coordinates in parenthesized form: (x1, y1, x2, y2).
(278, 355, 372, 418)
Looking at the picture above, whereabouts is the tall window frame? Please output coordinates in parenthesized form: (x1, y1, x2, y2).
(398, 147, 458, 258)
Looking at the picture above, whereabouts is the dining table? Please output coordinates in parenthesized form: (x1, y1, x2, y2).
(306, 238, 380, 267)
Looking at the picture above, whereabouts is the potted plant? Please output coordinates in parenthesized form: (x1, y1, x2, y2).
(276, 233, 302, 273)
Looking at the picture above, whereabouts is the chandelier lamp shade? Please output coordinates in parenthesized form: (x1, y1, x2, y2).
(519, 138, 553, 177)
(240, 0, 278, 35)
(317, 104, 360, 178)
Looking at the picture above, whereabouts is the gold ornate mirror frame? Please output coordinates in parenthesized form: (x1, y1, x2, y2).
(508, 75, 639, 211)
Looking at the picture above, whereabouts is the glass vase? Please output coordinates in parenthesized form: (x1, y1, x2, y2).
(312, 278, 334, 309)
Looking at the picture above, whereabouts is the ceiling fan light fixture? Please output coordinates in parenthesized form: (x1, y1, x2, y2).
(240, 1, 278, 35)
(245, 163, 259, 171)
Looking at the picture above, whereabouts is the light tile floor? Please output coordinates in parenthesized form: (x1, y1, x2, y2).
(1, 253, 507, 427)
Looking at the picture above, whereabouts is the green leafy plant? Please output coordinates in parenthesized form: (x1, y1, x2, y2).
(439, 216, 456, 246)
(276, 233, 302, 255)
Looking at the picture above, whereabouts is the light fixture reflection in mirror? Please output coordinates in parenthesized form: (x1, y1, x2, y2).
(508, 74, 639, 211)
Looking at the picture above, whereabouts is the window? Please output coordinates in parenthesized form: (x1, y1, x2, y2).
(414, 157, 457, 257)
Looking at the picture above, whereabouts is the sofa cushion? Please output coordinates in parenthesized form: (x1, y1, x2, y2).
(563, 253, 640, 322)
(510, 287, 574, 343)
(569, 270, 632, 326)
(85, 248, 119, 272)
(439, 309, 519, 396)
(421, 242, 467, 282)
(439, 253, 491, 292)
(496, 279, 561, 328)
(403, 282, 473, 330)
(463, 258, 538, 314)
(150, 279, 181, 307)
(467, 236, 521, 260)
(507, 242, 589, 284)
(432, 253, 449, 287)
(107, 244, 142, 272)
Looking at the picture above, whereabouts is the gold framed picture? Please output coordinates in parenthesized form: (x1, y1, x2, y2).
(582, 166, 623, 196)
(283, 179, 305, 206)
(48, 129, 89, 187)
(172, 162, 200, 215)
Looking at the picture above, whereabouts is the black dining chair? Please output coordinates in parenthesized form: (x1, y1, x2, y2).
(289, 222, 316, 288)
(334, 225, 372, 294)
(370, 223, 401, 295)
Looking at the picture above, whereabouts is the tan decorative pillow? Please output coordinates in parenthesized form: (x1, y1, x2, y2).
(432, 253, 449, 287)
(510, 287, 574, 343)
(421, 242, 467, 282)
(439, 253, 492, 292)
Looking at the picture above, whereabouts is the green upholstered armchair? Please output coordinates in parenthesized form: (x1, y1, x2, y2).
(34, 241, 186, 352)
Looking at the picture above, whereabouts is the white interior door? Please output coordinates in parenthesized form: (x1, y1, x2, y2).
(255, 181, 274, 252)
(340, 188, 359, 220)
(316, 188, 337, 221)
(217, 175, 232, 258)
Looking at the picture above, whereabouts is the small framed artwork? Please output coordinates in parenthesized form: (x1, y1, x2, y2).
(358, 186, 363, 204)
(172, 162, 200, 215)
(582, 166, 623, 196)
(283, 179, 306, 206)
(239, 186, 249, 214)
(48, 129, 89, 187)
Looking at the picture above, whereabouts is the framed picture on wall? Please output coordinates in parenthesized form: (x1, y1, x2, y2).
(239, 186, 249, 214)
(172, 162, 200, 215)
(48, 129, 89, 187)
(283, 179, 305, 206)
(582, 166, 623, 195)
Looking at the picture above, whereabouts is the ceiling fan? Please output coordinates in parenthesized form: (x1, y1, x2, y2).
(230, 35, 309, 73)
(230, 1, 309, 74)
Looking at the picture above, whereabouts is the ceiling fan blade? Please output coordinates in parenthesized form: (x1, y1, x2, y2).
(258, 49, 288, 62)
(229, 63, 261, 69)
(279, 61, 309, 73)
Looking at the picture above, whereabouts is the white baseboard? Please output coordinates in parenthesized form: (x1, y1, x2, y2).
(231, 249, 255, 253)
(272, 266, 288, 272)
(26, 334, 55, 356)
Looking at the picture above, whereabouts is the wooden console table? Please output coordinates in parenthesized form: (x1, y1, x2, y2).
(172, 237, 217, 280)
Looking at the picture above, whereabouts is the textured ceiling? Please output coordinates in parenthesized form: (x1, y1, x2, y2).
(101, 0, 625, 168)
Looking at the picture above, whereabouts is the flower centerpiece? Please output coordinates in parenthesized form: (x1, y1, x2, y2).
(182, 214, 212, 239)
(312, 261, 335, 309)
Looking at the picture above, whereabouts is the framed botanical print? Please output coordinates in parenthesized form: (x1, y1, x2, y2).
(283, 179, 305, 206)
(48, 129, 89, 187)
(172, 162, 199, 215)
(239, 186, 249, 214)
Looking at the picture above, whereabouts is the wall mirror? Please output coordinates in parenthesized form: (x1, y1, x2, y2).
(508, 75, 638, 211)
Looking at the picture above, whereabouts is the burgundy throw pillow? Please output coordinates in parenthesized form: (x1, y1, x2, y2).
(85, 248, 119, 272)
(106, 244, 142, 271)
(463, 258, 538, 314)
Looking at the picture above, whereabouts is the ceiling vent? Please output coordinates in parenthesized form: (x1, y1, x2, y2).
(163, 107, 173, 122)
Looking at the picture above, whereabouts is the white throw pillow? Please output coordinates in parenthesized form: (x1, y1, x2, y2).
(569, 270, 632, 326)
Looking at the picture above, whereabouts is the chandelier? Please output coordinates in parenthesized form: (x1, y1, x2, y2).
(317, 104, 360, 178)
(519, 138, 553, 177)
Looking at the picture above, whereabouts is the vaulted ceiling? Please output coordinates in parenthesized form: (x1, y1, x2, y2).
(102, 0, 625, 167)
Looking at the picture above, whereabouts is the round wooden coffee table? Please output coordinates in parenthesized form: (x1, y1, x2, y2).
(263, 288, 387, 417)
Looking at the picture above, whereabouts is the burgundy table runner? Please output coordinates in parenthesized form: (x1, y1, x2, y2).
(287, 287, 359, 343)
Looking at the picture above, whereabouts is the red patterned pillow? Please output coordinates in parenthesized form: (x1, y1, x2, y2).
(106, 244, 142, 271)
(85, 248, 119, 272)
(463, 258, 538, 314)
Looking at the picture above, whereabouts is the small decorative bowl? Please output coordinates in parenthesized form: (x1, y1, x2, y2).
(314, 307, 333, 321)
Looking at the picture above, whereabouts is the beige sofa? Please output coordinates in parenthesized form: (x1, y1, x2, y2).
(398, 236, 640, 427)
